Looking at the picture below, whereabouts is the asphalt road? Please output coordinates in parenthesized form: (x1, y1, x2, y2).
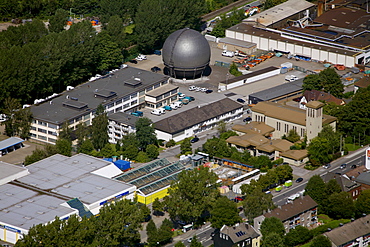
(272, 147, 368, 206)
(167, 224, 215, 247)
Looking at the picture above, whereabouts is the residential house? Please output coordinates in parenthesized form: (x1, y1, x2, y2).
(323, 172, 361, 199)
(154, 98, 243, 142)
(254, 195, 318, 233)
(299, 90, 346, 110)
(214, 223, 260, 247)
(107, 112, 139, 144)
(324, 214, 370, 247)
(356, 172, 370, 191)
(354, 77, 370, 93)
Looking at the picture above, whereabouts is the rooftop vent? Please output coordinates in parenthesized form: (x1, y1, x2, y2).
(24, 216, 33, 220)
(27, 199, 34, 203)
(37, 211, 45, 215)
(5, 192, 13, 196)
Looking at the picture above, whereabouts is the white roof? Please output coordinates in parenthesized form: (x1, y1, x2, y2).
(91, 163, 123, 178)
(0, 161, 29, 186)
(244, 0, 315, 26)
(0, 137, 24, 150)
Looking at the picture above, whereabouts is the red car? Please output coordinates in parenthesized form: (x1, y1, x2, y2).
(235, 197, 244, 201)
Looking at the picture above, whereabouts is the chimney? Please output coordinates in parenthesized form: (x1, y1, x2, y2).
(317, 0, 324, 17)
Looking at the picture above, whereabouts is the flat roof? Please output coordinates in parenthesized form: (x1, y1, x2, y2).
(17, 154, 135, 205)
(249, 79, 303, 101)
(244, 0, 315, 26)
(0, 161, 29, 186)
(145, 84, 178, 97)
(0, 137, 24, 151)
(227, 23, 358, 56)
(219, 66, 280, 84)
(108, 112, 139, 127)
(30, 67, 169, 125)
(218, 37, 256, 48)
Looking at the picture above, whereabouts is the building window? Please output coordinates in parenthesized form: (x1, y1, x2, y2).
(38, 135, 47, 140)
(301, 128, 305, 137)
(130, 93, 137, 99)
(38, 121, 47, 126)
(293, 126, 297, 132)
(146, 86, 153, 92)
(123, 95, 130, 102)
(164, 92, 170, 98)
(48, 138, 56, 143)
(284, 124, 289, 133)
(31, 126, 36, 131)
(123, 103, 130, 109)
(107, 103, 114, 109)
(162, 80, 168, 85)
(131, 100, 137, 106)
(38, 128, 47, 133)
(154, 83, 160, 89)
(276, 122, 280, 131)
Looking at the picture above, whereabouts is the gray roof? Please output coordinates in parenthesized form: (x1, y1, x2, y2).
(145, 84, 178, 98)
(30, 66, 169, 125)
(108, 112, 139, 127)
(220, 223, 260, 243)
(324, 214, 370, 246)
(323, 172, 361, 192)
(0, 183, 76, 231)
(162, 28, 210, 69)
(0, 137, 24, 150)
(249, 79, 303, 101)
(218, 37, 256, 49)
(154, 98, 243, 134)
(17, 154, 134, 205)
(219, 67, 280, 84)
(0, 161, 29, 186)
(356, 172, 370, 186)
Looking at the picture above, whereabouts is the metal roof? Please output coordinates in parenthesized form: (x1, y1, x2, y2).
(0, 137, 24, 151)
(0, 161, 29, 186)
(30, 66, 169, 125)
(249, 79, 303, 101)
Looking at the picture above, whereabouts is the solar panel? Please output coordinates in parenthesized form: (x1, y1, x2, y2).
(235, 231, 246, 237)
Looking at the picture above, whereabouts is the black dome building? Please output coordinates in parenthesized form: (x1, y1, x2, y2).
(162, 28, 211, 79)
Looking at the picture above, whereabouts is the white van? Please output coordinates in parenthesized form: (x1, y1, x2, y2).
(222, 50, 234, 57)
(151, 108, 165, 115)
(172, 101, 182, 108)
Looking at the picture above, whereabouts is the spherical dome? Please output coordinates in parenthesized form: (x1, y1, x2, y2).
(162, 28, 211, 79)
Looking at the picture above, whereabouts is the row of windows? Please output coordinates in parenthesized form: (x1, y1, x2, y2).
(276, 121, 305, 136)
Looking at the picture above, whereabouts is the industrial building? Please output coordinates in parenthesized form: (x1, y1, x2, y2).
(224, 0, 370, 67)
(30, 66, 173, 145)
(0, 154, 135, 244)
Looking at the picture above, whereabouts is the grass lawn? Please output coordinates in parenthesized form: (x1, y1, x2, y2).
(345, 143, 362, 151)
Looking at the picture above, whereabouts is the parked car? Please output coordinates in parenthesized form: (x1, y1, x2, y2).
(189, 85, 196, 91)
(131, 111, 143, 117)
(243, 117, 252, 122)
(195, 87, 202, 92)
(178, 92, 185, 98)
(222, 50, 234, 57)
(205, 89, 213, 94)
(151, 108, 165, 115)
(129, 59, 138, 64)
(190, 136, 199, 143)
(351, 164, 357, 169)
(136, 54, 147, 60)
(235, 196, 244, 201)
(172, 101, 182, 108)
(296, 177, 303, 183)
(151, 66, 161, 72)
(237, 98, 245, 103)
(323, 163, 331, 169)
(340, 163, 347, 169)
(154, 50, 161, 55)
(169, 103, 178, 110)
(184, 96, 195, 102)
(200, 87, 208, 93)
(163, 105, 172, 111)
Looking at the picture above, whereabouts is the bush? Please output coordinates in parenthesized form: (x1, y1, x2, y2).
(166, 139, 176, 148)
(229, 63, 242, 77)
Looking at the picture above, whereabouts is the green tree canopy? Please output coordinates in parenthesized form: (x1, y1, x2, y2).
(146, 144, 159, 159)
(210, 196, 241, 229)
(136, 151, 150, 163)
(307, 137, 332, 166)
(55, 138, 72, 156)
(91, 104, 109, 150)
(243, 189, 275, 221)
(285, 129, 301, 142)
(325, 179, 342, 195)
(146, 219, 158, 246)
(310, 235, 332, 247)
(260, 217, 285, 239)
(284, 225, 313, 246)
(165, 166, 219, 223)
(326, 192, 355, 219)
(305, 175, 327, 205)
(136, 117, 157, 151)
(48, 9, 69, 33)
(180, 137, 192, 154)
(356, 189, 370, 215)
(261, 232, 285, 247)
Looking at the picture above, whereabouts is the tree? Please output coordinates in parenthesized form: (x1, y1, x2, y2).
(136, 117, 157, 151)
(326, 179, 342, 195)
(310, 235, 332, 247)
(307, 137, 332, 165)
(190, 235, 203, 247)
(320, 67, 344, 98)
(303, 73, 322, 92)
(247, 156, 272, 170)
(97, 32, 123, 71)
(165, 166, 219, 223)
(78, 139, 94, 154)
(91, 104, 109, 150)
(99, 143, 116, 158)
(123, 145, 139, 160)
(326, 192, 355, 219)
(157, 218, 174, 244)
(217, 120, 227, 134)
(2, 97, 22, 136)
(261, 232, 285, 247)
(58, 122, 72, 141)
(260, 217, 285, 239)
(356, 189, 370, 215)
(305, 175, 327, 205)
(243, 189, 275, 221)
(318, 125, 341, 155)
(210, 196, 241, 229)
(174, 241, 186, 247)
(146, 144, 159, 159)
(229, 62, 242, 76)
(120, 133, 139, 151)
(180, 138, 192, 154)
(48, 9, 69, 33)
(136, 151, 150, 163)
(284, 225, 313, 246)
(146, 219, 158, 246)
(55, 138, 72, 156)
(166, 139, 176, 148)
(285, 129, 301, 142)
(152, 198, 163, 216)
